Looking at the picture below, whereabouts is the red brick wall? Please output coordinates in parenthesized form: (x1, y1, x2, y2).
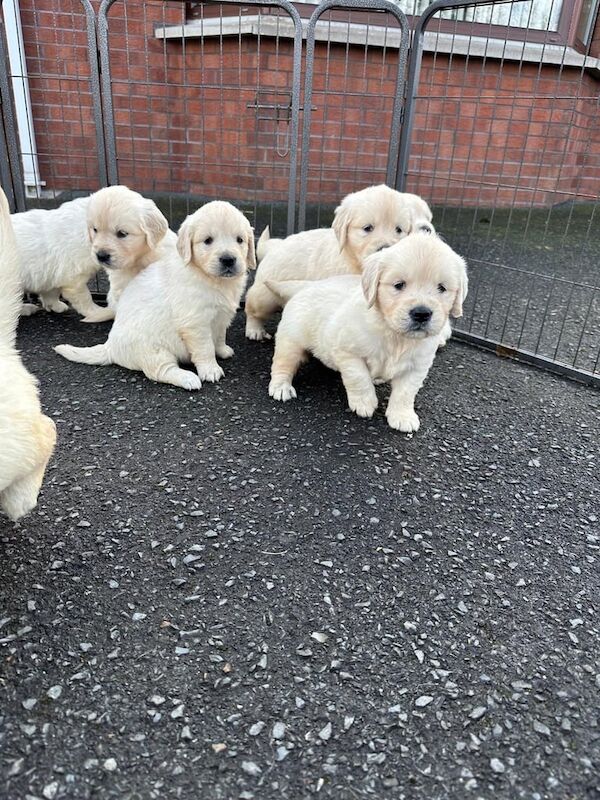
(13, 0, 600, 210)
(408, 57, 600, 206)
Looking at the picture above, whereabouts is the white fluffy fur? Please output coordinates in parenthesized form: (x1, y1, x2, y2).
(13, 185, 175, 322)
(245, 185, 435, 340)
(267, 233, 467, 433)
(54, 201, 255, 389)
(0, 187, 57, 521)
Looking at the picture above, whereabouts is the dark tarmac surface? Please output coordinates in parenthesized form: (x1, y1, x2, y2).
(1, 310, 599, 800)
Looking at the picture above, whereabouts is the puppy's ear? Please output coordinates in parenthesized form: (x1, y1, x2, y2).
(332, 202, 352, 252)
(176, 215, 194, 266)
(141, 201, 169, 250)
(246, 226, 257, 270)
(451, 256, 469, 318)
(411, 198, 435, 234)
(361, 252, 384, 308)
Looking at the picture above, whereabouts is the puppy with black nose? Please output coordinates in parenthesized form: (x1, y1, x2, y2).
(13, 184, 174, 322)
(266, 233, 468, 432)
(55, 201, 255, 389)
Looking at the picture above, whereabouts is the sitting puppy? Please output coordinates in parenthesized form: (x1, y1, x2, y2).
(0, 188, 57, 521)
(14, 185, 174, 322)
(245, 184, 435, 341)
(267, 233, 467, 433)
(54, 201, 255, 389)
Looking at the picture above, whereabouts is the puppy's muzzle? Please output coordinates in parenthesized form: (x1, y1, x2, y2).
(95, 250, 112, 266)
(409, 305, 433, 330)
(219, 253, 238, 276)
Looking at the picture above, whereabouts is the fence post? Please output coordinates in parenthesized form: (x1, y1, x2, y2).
(0, 2, 26, 211)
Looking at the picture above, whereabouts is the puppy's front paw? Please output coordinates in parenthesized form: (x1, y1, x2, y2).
(269, 380, 297, 402)
(45, 300, 69, 314)
(216, 344, 234, 359)
(180, 372, 202, 391)
(245, 322, 272, 341)
(81, 308, 115, 324)
(348, 394, 378, 418)
(387, 408, 420, 433)
(196, 362, 224, 383)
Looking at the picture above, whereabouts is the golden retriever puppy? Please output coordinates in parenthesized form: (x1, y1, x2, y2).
(0, 187, 56, 521)
(13, 185, 174, 322)
(54, 202, 255, 389)
(267, 233, 467, 433)
(245, 185, 435, 341)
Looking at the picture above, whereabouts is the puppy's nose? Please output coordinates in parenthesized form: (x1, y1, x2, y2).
(376, 242, 394, 252)
(96, 250, 111, 264)
(410, 305, 433, 324)
(219, 254, 236, 269)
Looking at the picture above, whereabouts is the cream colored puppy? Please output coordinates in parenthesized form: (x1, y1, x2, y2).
(0, 187, 56, 521)
(245, 185, 435, 341)
(54, 202, 255, 389)
(13, 185, 174, 322)
(267, 233, 467, 433)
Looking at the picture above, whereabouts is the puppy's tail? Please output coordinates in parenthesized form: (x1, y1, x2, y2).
(54, 342, 112, 366)
(0, 187, 22, 347)
(256, 226, 284, 263)
(265, 279, 310, 304)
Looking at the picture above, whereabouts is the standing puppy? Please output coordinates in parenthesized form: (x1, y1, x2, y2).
(267, 233, 467, 432)
(0, 188, 56, 520)
(13, 185, 173, 321)
(55, 202, 255, 389)
(245, 185, 435, 341)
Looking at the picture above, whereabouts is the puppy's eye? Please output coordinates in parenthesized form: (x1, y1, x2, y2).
(395, 226, 403, 234)
(116, 230, 128, 239)
(236, 236, 244, 244)
(438, 283, 447, 293)
(204, 237, 214, 245)
(421, 225, 432, 234)
(92, 227, 97, 234)
(394, 281, 406, 291)
(363, 224, 374, 233)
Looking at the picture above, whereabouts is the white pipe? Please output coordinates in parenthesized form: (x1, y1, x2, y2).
(4, 0, 43, 193)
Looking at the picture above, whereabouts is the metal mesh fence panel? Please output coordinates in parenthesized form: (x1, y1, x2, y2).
(399, 0, 600, 384)
(98, 0, 302, 234)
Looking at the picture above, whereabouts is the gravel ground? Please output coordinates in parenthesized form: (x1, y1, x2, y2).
(2, 310, 599, 800)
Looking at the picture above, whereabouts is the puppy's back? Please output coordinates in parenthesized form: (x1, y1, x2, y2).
(256, 227, 347, 281)
(11, 196, 92, 283)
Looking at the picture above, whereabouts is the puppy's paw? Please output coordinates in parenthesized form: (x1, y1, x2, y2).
(245, 322, 271, 341)
(387, 408, 420, 433)
(196, 362, 224, 383)
(269, 380, 297, 402)
(44, 300, 69, 314)
(21, 303, 40, 317)
(81, 308, 115, 324)
(180, 372, 202, 391)
(348, 394, 378, 418)
(216, 344, 235, 359)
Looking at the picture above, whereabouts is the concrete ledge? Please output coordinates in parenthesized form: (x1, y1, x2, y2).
(155, 16, 600, 75)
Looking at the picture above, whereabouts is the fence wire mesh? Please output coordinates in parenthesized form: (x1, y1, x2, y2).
(0, 0, 599, 384)
(400, 0, 600, 382)
(99, 0, 302, 235)
(0, 0, 102, 204)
